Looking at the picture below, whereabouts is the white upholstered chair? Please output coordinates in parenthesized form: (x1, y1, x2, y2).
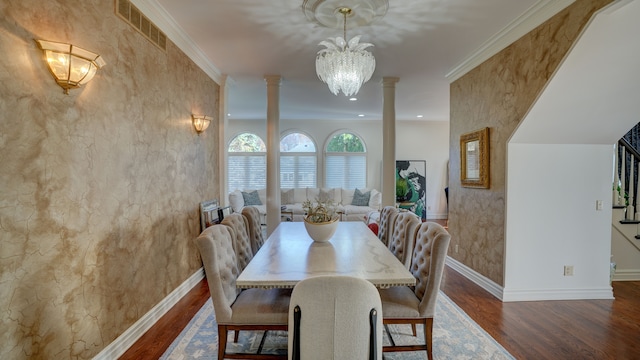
(194, 224, 290, 359)
(388, 211, 420, 269)
(378, 206, 399, 246)
(379, 222, 451, 360)
(288, 275, 383, 360)
(221, 213, 253, 271)
(242, 206, 264, 256)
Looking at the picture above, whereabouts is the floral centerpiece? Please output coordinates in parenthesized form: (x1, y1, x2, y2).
(302, 198, 339, 242)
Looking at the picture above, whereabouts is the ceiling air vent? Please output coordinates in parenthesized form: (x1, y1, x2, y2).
(116, 0, 167, 51)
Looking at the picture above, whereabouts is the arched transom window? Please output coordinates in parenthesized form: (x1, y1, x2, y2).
(227, 133, 266, 191)
(325, 131, 366, 189)
(280, 132, 317, 188)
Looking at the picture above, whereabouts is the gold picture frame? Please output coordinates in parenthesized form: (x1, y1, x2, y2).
(460, 127, 490, 188)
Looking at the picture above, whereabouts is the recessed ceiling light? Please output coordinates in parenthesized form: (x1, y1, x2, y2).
(227, 113, 231, 117)
(417, 115, 423, 118)
(358, 114, 365, 117)
(349, 97, 357, 101)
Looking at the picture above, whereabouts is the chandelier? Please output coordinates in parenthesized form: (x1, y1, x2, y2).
(315, 7, 375, 96)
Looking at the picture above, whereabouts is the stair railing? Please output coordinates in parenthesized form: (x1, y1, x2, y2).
(615, 138, 640, 221)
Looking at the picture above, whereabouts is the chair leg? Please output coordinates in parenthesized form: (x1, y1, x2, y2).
(218, 324, 227, 360)
(425, 318, 433, 360)
(234, 330, 240, 343)
(411, 323, 417, 337)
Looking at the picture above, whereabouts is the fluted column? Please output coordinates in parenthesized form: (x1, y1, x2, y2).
(265, 75, 282, 236)
(382, 77, 399, 207)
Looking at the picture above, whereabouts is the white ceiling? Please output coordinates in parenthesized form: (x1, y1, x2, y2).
(142, 0, 570, 121)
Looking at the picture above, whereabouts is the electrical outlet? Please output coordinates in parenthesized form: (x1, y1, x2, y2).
(596, 200, 603, 211)
(564, 265, 574, 276)
(455, 244, 459, 253)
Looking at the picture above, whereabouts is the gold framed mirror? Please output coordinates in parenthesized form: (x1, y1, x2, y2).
(460, 127, 489, 188)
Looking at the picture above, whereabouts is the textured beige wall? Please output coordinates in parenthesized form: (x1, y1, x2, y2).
(448, 0, 611, 285)
(0, 1, 219, 358)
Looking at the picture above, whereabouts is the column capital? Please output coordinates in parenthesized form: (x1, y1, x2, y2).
(382, 77, 400, 87)
(264, 75, 282, 86)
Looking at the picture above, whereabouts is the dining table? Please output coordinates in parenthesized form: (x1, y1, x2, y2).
(236, 221, 416, 289)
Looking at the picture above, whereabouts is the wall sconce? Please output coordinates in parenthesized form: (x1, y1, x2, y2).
(35, 40, 106, 94)
(192, 115, 212, 135)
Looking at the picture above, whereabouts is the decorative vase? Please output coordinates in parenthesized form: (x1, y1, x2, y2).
(303, 217, 339, 243)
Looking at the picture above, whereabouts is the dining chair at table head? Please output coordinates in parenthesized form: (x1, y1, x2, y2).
(378, 206, 399, 246)
(242, 206, 264, 256)
(221, 213, 253, 271)
(194, 224, 290, 360)
(379, 221, 451, 360)
(388, 211, 420, 269)
(288, 275, 383, 360)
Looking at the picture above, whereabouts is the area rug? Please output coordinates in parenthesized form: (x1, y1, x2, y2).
(160, 292, 514, 359)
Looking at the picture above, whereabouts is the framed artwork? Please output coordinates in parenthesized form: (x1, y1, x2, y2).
(460, 127, 490, 188)
(396, 160, 427, 221)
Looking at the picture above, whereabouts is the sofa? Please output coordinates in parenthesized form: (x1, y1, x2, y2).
(229, 187, 382, 223)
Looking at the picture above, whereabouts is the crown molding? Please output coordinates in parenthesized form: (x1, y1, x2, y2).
(130, 0, 224, 84)
(446, 0, 575, 83)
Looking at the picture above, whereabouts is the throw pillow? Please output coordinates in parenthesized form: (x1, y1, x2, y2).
(242, 190, 262, 205)
(319, 189, 333, 203)
(281, 189, 294, 204)
(351, 188, 371, 206)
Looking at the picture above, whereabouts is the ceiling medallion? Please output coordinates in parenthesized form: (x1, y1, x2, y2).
(302, 0, 388, 29)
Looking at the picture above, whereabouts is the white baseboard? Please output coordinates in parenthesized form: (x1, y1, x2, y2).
(93, 268, 205, 360)
(613, 269, 640, 281)
(502, 287, 614, 301)
(446, 256, 504, 300)
(447, 257, 615, 301)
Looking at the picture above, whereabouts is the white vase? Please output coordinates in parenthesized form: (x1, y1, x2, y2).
(303, 217, 339, 243)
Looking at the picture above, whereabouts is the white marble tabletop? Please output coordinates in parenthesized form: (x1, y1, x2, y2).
(236, 221, 416, 289)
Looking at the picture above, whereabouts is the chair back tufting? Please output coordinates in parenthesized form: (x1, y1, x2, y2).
(378, 206, 399, 246)
(411, 221, 451, 316)
(221, 213, 253, 271)
(242, 206, 264, 255)
(194, 225, 240, 323)
(389, 211, 420, 269)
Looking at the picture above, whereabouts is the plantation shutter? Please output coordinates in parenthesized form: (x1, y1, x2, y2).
(227, 154, 266, 191)
(325, 154, 366, 189)
(281, 154, 317, 188)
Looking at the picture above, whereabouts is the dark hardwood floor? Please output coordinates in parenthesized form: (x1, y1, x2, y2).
(121, 235, 640, 359)
(119, 279, 210, 360)
(441, 269, 640, 359)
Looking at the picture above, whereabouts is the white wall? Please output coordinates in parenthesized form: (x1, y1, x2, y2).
(226, 119, 450, 218)
(504, 144, 613, 301)
(396, 121, 450, 218)
(501, 0, 640, 301)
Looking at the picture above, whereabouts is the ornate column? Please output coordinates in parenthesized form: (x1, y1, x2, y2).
(382, 77, 399, 207)
(265, 75, 282, 236)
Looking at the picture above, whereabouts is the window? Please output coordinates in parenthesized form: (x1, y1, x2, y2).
(325, 132, 366, 189)
(280, 132, 317, 188)
(228, 133, 266, 191)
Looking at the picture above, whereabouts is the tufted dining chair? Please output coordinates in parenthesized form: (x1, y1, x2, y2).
(242, 206, 265, 256)
(194, 224, 290, 360)
(288, 275, 383, 360)
(388, 211, 420, 269)
(378, 206, 399, 246)
(221, 213, 253, 271)
(379, 222, 451, 360)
